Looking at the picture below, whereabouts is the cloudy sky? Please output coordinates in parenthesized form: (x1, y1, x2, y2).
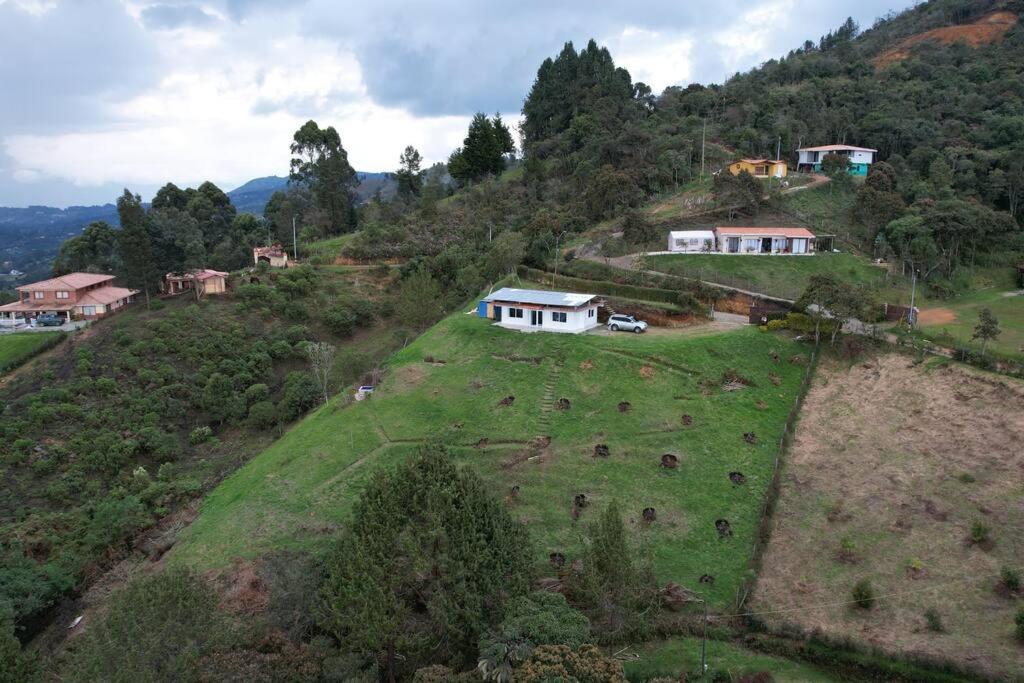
(0, 0, 909, 207)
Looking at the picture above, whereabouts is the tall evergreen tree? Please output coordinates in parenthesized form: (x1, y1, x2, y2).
(289, 120, 358, 234)
(395, 145, 423, 199)
(117, 190, 158, 306)
(318, 446, 532, 682)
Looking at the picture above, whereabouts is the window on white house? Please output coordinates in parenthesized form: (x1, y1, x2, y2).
(34, 291, 44, 299)
(552, 312, 567, 323)
(82, 306, 96, 316)
(588, 308, 595, 318)
(56, 291, 69, 299)
(509, 307, 524, 319)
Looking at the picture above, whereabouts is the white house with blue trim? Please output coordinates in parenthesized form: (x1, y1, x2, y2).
(797, 144, 876, 176)
(478, 288, 600, 334)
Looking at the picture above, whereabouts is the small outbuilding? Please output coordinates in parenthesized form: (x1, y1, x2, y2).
(253, 245, 291, 268)
(478, 287, 600, 334)
(162, 269, 229, 298)
(667, 230, 716, 253)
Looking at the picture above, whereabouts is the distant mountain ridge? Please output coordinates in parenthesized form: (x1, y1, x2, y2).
(0, 172, 394, 284)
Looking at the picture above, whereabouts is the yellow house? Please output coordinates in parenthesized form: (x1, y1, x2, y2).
(728, 158, 788, 178)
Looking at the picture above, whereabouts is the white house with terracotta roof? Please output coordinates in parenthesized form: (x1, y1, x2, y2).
(796, 144, 876, 176)
(0, 273, 138, 324)
(716, 227, 816, 255)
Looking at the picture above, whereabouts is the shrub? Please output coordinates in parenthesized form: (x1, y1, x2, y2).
(516, 644, 626, 683)
(1000, 567, 1021, 594)
(852, 579, 874, 609)
(1, 616, 40, 682)
(765, 318, 787, 331)
(247, 401, 278, 430)
(62, 568, 231, 682)
(969, 520, 991, 545)
(244, 383, 270, 406)
(189, 425, 214, 445)
(280, 372, 318, 422)
(1016, 608, 1024, 642)
(323, 304, 357, 337)
(924, 607, 944, 633)
(478, 592, 591, 680)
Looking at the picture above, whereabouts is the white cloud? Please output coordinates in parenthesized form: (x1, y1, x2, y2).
(605, 27, 695, 90)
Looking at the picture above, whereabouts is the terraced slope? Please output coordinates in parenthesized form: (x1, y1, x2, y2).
(173, 314, 809, 608)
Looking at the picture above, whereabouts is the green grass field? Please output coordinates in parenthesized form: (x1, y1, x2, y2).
(623, 638, 837, 682)
(647, 252, 889, 300)
(173, 314, 808, 608)
(918, 287, 1024, 357)
(0, 331, 63, 374)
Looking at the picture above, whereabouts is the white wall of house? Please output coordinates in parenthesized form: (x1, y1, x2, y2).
(667, 231, 715, 253)
(493, 303, 599, 333)
(798, 149, 874, 165)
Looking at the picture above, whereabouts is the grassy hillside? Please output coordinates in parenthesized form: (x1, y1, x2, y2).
(918, 287, 1024, 357)
(0, 332, 64, 375)
(173, 313, 810, 609)
(646, 253, 890, 300)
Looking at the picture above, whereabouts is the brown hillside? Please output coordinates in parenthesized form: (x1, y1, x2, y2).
(873, 10, 1017, 68)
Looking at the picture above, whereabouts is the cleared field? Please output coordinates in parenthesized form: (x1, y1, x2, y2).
(172, 315, 809, 608)
(647, 252, 889, 300)
(754, 353, 1024, 680)
(0, 331, 63, 374)
(918, 287, 1024, 358)
(623, 637, 837, 682)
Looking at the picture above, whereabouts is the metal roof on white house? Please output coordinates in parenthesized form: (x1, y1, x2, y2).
(483, 287, 597, 308)
(669, 230, 716, 240)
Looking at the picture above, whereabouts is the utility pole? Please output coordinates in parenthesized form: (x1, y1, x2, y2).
(552, 230, 568, 285)
(292, 215, 298, 261)
(700, 117, 707, 179)
(776, 136, 781, 162)
(908, 268, 918, 328)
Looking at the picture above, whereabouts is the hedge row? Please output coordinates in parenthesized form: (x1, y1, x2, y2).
(516, 265, 682, 306)
(0, 331, 66, 375)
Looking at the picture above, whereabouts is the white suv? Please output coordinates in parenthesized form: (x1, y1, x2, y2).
(607, 314, 648, 333)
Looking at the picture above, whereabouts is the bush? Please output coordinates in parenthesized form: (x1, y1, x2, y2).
(765, 318, 787, 331)
(323, 305, 357, 337)
(1000, 567, 1021, 593)
(478, 592, 591, 680)
(1016, 608, 1024, 642)
(0, 616, 40, 682)
(62, 568, 231, 682)
(969, 520, 991, 545)
(516, 644, 626, 683)
(852, 579, 874, 609)
(247, 401, 278, 430)
(189, 425, 214, 445)
(924, 607, 944, 633)
(280, 372, 318, 422)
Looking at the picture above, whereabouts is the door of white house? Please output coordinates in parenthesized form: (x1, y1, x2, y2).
(530, 310, 543, 326)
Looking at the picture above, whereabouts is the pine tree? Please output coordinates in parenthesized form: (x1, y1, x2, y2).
(972, 307, 1001, 357)
(117, 190, 158, 306)
(318, 446, 532, 682)
(395, 145, 423, 198)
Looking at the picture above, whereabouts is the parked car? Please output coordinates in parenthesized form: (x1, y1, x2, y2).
(35, 314, 64, 327)
(607, 314, 648, 333)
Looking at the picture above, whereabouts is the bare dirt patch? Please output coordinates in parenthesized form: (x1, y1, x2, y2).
(754, 353, 1024, 679)
(639, 365, 655, 379)
(874, 11, 1017, 69)
(916, 307, 957, 326)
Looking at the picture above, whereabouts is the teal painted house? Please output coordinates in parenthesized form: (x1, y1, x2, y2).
(796, 144, 876, 176)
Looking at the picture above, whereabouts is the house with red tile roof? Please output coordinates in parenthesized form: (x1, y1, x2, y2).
(161, 269, 229, 299)
(715, 227, 816, 254)
(0, 273, 138, 324)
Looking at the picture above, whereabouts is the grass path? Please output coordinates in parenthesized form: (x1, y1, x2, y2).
(172, 315, 809, 609)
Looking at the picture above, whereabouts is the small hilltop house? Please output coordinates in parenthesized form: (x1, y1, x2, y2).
(796, 144, 876, 176)
(716, 227, 816, 255)
(161, 269, 229, 298)
(478, 287, 600, 334)
(253, 245, 291, 268)
(667, 230, 716, 253)
(728, 159, 788, 179)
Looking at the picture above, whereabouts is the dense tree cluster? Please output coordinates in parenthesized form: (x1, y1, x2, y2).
(54, 182, 262, 298)
(447, 113, 515, 185)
